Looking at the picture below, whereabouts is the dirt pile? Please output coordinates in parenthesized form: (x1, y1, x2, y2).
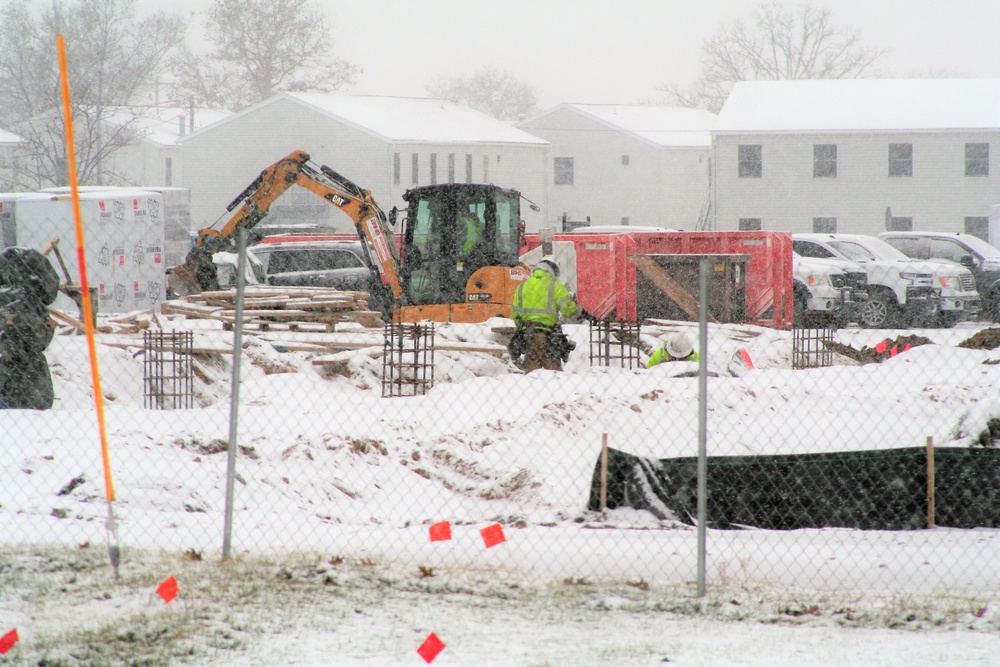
(957, 327, 1000, 350)
(825, 335, 933, 364)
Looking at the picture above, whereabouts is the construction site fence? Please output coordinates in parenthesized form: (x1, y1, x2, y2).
(4, 260, 1000, 609)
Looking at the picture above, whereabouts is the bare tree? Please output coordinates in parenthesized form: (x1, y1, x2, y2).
(170, 0, 360, 112)
(428, 67, 538, 121)
(0, 0, 185, 188)
(661, 1, 886, 112)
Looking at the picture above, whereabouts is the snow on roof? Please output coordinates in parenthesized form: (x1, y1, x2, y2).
(545, 103, 717, 147)
(0, 127, 22, 144)
(253, 92, 548, 145)
(104, 107, 233, 146)
(715, 79, 1000, 133)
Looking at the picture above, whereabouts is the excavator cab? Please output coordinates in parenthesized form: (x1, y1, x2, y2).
(396, 184, 526, 319)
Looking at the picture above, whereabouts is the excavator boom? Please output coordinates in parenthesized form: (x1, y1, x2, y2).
(169, 151, 402, 301)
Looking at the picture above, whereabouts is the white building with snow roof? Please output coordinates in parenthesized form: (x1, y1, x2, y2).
(711, 79, 1000, 239)
(516, 104, 717, 230)
(176, 92, 549, 233)
(103, 106, 232, 189)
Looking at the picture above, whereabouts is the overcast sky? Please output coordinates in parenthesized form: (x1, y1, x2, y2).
(139, 0, 1000, 109)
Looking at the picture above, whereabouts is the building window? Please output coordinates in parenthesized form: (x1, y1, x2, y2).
(965, 216, 989, 240)
(411, 153, 419, 185)
(738, 217, 762, 231)
(164, 157, 172, 187)
(393, 153, 400, 185)
(965, 143, 989, 176)
(813, 217, 837, 233)
(813, 144, 837, 178)
(887, 216, 913, 231)
(447, 153, 455, 183)
(554, 157, 574, 185)
(483, 154, 489, 182)
(430, 153, 437, 185)
(889, 143, 912, 177)
(465, 154, 473, 183)
(621, 155, 630, 166)
(738, 145, 762, 178)
(621, 217, 630, 225)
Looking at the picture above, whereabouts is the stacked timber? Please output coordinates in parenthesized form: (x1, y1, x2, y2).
(161, 287, 386, 330)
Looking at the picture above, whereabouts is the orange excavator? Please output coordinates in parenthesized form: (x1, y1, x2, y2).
(168, 150, 533, 323)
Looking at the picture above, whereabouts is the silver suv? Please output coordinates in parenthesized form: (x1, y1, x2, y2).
(792, 233, 978, 328)
(880, 231, 1000, 323)
(248, 239, 392, 315)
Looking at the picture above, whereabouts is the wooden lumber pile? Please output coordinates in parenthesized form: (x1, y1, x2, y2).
(161, 287, 386, 330)
(48, 306, 168, 335)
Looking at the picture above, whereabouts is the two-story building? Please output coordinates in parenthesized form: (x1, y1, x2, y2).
(517, 104, 717, 230)
(711, 79, 1000, 239)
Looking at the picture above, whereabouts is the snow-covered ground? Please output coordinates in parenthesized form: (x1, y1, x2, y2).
(2, 315, 999, 665)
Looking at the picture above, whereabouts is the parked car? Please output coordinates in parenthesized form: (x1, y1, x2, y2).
(248, 239, 392, 316)
(791, 252, 869, 326)
(880, 231, 1000, 323)
(792, 233, 978, 328)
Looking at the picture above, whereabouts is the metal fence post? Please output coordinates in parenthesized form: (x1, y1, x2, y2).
(222, 228, 248, 559)
(697, 257, 709, 599)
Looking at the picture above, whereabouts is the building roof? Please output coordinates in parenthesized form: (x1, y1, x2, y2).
(185, 92, 548, 145)
(0, 127, 22, 144)
(104, 106, 233, 146)
(715, 79, 1000, 133)
(520, 103, 717, 147)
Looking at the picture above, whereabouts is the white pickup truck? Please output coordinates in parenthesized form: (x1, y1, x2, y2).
(792, 252, 869, 326)
(880, 231, 1000, 323)
(792, 233, 979, 328)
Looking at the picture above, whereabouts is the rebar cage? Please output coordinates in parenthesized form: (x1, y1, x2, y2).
(791, 315, 835, 369)
(382, 321, 435, 397)
(142, 330, 194, 409)
(588, 320, 643, 369)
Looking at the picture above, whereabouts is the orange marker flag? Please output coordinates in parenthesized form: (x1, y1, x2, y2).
(157, 575, 178, 603)
(875, 339, 889, 353)
(417, 632, 446, 663)
(890, 344, 899, 357)
(429, 521, 452, 542)
(738, 348, 754, 369)
(0, 628, 18, 655)
(480, 523, 506, 548)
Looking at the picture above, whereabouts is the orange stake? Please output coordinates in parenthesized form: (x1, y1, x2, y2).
(57, 35, 115, 502)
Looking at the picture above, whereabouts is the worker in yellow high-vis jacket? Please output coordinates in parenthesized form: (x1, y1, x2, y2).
(511, 256, 582, 372)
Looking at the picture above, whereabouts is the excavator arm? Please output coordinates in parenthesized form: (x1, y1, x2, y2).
(168, 150, 404, 302)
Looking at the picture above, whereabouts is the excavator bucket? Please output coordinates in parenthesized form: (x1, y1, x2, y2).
(167, 262, 202, 298)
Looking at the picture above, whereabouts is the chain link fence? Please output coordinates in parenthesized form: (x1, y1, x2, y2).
(3, 274, 1000, 640)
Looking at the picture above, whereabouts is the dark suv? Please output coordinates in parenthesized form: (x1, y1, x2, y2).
(248, 239, 392, 315)
(880, 232, 1000, 322)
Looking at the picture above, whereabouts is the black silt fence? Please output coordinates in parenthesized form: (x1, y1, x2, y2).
(587, 446, 1000, 530)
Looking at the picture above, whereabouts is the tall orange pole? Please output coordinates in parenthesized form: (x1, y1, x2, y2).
(57, 35, 120, 577)
(57, 35, 115, 502)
